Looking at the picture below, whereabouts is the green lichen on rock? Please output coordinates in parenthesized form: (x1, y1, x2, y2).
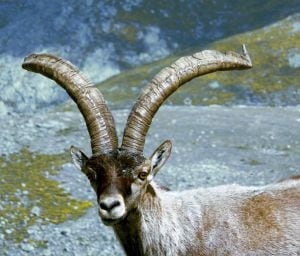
(204, 15, 300, 94)
(114, 1, 299, 47)
(0, 148, 92, 243)
(96, 14, 300, 107)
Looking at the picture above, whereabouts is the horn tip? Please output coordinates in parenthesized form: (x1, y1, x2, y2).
(22, 53, 39, 70)
(242, 44, 252, 68)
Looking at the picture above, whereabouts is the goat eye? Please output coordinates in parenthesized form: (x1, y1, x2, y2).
(87, 173, 94, 180)
(138, 171, 148, 181)
(86, 168, 96, 180)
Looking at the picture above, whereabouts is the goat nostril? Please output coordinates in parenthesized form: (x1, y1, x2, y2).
(99, 202, 109, 211)
(99, 200, 121, 212)
(111, 201, 120, 209)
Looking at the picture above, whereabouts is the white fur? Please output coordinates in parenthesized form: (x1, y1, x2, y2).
(134, 180, 300, 255)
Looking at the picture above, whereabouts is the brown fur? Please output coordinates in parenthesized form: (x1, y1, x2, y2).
(86, 150, 145, 200)
(240, 192, 283, 250)
(114, 209, 144, 256)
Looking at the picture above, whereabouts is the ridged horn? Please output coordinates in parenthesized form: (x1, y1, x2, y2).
(121, 45, 252, 153)
(22, 53, 118, 155)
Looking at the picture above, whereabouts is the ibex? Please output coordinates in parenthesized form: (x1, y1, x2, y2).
(22, 45, 300, 255)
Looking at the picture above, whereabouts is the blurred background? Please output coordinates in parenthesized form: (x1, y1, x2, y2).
(0, 1, 300, 255)
(1, 0, 300, 114)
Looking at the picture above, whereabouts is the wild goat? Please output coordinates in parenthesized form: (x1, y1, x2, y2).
(22, 45, 300, 255)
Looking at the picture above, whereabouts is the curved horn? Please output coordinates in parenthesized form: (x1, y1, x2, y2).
(121, 45, 252, 153)
(22, 54, 118, 155)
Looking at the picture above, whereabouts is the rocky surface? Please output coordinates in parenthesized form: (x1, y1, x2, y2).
(1, 105, 300, 255)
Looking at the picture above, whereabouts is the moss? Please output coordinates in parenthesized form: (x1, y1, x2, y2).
(115, 24, 138, 43)
(205, 17, 300, 94)
(240, 158, 263, 166)
(114, 1, 299, 43)
(0, 148, 92, 244)
(97, 56, 178, 107)
(116, 4, 197, 32)
(236, 145, 251, 150)
(96, 15, 300, 107)
(249, 159, 263, 166)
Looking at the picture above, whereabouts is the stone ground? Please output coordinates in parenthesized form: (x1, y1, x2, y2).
(1, 105, 300, 255)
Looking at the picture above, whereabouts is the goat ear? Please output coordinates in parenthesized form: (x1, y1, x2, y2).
(70, 146, 88, 170)
(150, 140, 172, 176)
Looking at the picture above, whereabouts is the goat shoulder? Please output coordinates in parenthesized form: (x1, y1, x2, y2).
(135, 180, 300, 255)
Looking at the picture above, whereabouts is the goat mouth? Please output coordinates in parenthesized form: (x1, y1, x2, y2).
(99, 210, 125, 226)
(101, 217, 123, 226)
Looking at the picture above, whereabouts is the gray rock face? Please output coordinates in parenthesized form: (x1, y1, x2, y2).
(1, 106, 300, 255)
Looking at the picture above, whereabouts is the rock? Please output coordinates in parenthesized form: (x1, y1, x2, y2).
(30, 206, 41, 217)
(42, 249, 52, 256)
(20, 243, 35, 252)
(5, 229, 12, 234)
(22, 190, 29, 196)
(60, 227, 71, 236)
(0, 101, 8, 116)
(288, 51, 300, 68)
